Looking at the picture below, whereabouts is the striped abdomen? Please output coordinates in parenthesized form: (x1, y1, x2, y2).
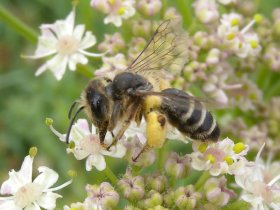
(160, 88, 220, 142)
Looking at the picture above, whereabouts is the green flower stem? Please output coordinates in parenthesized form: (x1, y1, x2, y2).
(160, 0, 167, 19)
(221, 200, 250, 210)
(157, 144, 166, 173)
(194, 171, 210, 190)
(175, 0, 193, 28)
(265, 81, 280, 99)
(104, 166, 118, 186)
(0, 4, 37, 44)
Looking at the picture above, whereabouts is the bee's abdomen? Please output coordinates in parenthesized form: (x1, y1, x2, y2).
(160, 88, 220, 142)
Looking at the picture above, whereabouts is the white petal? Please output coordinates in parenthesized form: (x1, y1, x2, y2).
(68, 53, 88, 71)
(79, 32, 96, 49)
(46, 54, 68, 80)
(86, 154, 106, 171)
(79, 50, 105, 57)
(73, 24, 85, 42)
(33, 167, 58, 190)
(0, 199, 21, 210)
(104, 15, 122, 27)
(19, 155, 33, 182)
(70, 147, 89, 160)
(75, 119, 91, 134)
(52, 10, 75, 37)
(102, 143, 126, 158)
(25, 203, 41, 210)
(1, 156, 33, 195)
(35, 63, 48, 76)
(36, 192, 61, 209)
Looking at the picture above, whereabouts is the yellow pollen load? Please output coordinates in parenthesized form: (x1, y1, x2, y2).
(206, 154, 215, 164)
(250, 40, 258, 49)
(143, 95, 162, 114)
(231, 18, 239, 26)
(118, 7, 126, 15)
(146, 111, 167, 148)
(198, 143, 208, 153)
(226, 32, 236, 40)
(233, 142, 245, 154)
(224, 155, 234, 165)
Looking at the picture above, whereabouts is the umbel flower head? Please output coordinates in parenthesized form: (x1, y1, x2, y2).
(0, 149, 72, 210)
(25, 9, 104, 80)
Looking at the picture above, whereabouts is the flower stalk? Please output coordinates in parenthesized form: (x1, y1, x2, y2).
(194, 171, 210, 190)
(0, 4, 37, 44)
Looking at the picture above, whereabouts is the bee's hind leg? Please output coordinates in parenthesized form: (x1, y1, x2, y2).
(132, 145, 151, 162)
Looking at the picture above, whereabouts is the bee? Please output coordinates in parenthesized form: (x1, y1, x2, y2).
(66, 20, 220, 160)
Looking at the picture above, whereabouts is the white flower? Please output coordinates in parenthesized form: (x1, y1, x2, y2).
(94, 53, 127, 80)
(193, 0, 219, 24)
(25, 9, 104, 80)
(91, 0, 136, 27)
(0, 155, 71, 210)
(218, 13, 261, 58)
(235, 144, 280, 210)
(217, 0, 236, 5)
(189, 137, 249, 176)
(50, 119, 126, 171)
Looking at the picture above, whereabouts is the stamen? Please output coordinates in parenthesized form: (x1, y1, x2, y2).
(268, 174, 280, 187)
(46, 180, 73, 192)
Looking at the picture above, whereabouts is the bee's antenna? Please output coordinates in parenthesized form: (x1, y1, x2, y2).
(66, 106, 85, 144)
(68, 101, 78, 119)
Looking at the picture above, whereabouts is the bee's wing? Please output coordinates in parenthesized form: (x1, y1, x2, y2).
(126, 19, 189, 79)
(135, 90, 225, 111)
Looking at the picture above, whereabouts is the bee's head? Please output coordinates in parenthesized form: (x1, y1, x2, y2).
(66, 78, 112, 144)
(84, 78, 112, 126)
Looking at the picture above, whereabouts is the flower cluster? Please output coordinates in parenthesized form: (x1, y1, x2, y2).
(1, 0, 280, 209)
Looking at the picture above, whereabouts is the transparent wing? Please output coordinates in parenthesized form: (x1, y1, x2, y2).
(134, 89, 225, 111)
(126, 19, 189, 78)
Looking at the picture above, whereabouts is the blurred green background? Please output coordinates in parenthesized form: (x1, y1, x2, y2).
(1, 0, 280, 207)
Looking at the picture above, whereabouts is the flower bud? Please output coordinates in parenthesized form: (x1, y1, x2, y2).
(124, 205, 141, 210)
(137, 0, 162, 17)
(174, 185, 201, 209)
(146, 173, 168, 193)
(85, 182, 119, 209)
(118, 169, 145, 201)
(163, 190, 175, 207)
(193, 0, 219, 24)
(98, 33, 125, 54)
(90, 0, 110, 13)
(132, 20, 152, 38)
(139, 190, 163, 208)
(124, 137, 156, 168)
(165, 152, 190, 179)
(164, 7, 182, 20)
(206, 48, 221, 64)
(147, 205, 169, 210)
(204, 176, 235, 206)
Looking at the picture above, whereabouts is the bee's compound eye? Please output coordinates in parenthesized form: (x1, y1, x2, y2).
(87, 90, 109, 122)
